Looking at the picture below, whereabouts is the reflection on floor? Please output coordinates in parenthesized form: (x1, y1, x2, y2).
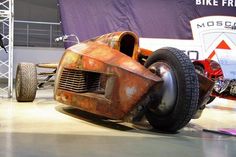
(0, 89, 235, 157)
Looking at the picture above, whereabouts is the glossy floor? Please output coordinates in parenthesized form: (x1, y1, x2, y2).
(0, 89, 235, 157)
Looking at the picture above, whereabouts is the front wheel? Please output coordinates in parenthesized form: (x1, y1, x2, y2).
(144, 47, 199, 132)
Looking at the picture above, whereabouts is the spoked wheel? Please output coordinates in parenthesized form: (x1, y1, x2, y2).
(15, 63, 37, 102)
(144, 47, 199, 132)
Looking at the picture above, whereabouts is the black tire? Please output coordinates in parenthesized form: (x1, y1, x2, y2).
(15, 63, 37, 102)
(144, 47, 199, 132)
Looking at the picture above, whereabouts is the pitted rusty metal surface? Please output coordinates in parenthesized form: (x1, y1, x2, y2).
(54, 32, 162, 119)
(54, 31, 213, 120)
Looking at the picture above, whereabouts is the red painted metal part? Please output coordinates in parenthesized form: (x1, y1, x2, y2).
(194, 59, 236, 101)
(194, 59, 222, 79)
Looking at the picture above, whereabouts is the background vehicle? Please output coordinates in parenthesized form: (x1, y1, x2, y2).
(192, 23, 236, 104)
(194, 59, 236, 103)
(15, 31, 214, 132)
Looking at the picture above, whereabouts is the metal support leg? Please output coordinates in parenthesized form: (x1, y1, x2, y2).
(0, 0, 14, 98)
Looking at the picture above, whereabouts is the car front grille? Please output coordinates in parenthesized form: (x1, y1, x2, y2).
(58, 68, 101, 93)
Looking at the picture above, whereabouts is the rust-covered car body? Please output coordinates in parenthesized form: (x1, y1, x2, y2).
(54, 31, 213, 119)
(54, 32, 163, 119)
(51, 31, 214, 132)
(15, 31, 214, 132)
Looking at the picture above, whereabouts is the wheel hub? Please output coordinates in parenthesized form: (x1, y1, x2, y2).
(148, 62, 177, 115)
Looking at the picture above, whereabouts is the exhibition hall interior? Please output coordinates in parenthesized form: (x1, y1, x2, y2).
(0, 0, 235, 157)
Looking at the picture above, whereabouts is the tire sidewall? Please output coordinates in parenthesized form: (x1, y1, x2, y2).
(15, 63, 37, 102)
(144, 47, 199, 131)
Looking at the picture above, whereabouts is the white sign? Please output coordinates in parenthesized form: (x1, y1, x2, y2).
(139, 16, 236, 63)
(191, 16, 236, 60)
(215, 49, 236, 79)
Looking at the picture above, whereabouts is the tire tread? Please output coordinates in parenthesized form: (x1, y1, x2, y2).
(144, 47, 199, 132)
(15, 63, 37, 102)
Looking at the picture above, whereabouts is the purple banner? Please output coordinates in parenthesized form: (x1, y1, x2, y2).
(58, 0, 236, 46)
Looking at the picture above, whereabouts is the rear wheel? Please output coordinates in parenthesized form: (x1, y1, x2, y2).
(144, 47, 199, 132)
(15, 63, 37, 102)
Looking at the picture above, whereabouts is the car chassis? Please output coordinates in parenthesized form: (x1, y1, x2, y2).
(15, 31, 214, 132)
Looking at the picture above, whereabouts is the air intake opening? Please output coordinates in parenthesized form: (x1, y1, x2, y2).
(59, 68, 103, 94)
(120, 34, 135, 57)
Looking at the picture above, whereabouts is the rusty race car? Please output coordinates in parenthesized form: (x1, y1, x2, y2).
(15, 31, 214, 132)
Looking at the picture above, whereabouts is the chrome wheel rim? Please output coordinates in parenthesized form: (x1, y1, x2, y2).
(148, 62, 177, 115)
